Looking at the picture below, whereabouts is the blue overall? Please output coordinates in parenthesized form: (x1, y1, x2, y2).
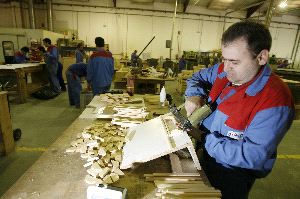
(13, 51, 27, 63)
(45, 45, 61, 93)
(185, 63, 295, 199)
(87, 49, 114, 95)
(75, 49, 85, 63)
(66, 63, 87, 106)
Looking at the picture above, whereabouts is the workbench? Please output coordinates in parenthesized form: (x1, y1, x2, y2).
(0, 63, 48, 103)
(275, 68, 300, 81)
(1, 94, 216, 199)
(124, 74, 174, 94)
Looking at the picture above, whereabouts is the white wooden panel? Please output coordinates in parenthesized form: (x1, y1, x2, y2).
(127, 15, 153, 58)
(200, 20, 223, 52)
(77, 12, 92, 46)
(152, 16, 173, 59)
(0, 7, 13, 28)
(270, 27, 297, 59)
(103, 13, 124, 55)
(89, 12, 107, 47)
(181, 19, 202, 52)
(35, 9, 47, 29)
(54, 10, 74, 31)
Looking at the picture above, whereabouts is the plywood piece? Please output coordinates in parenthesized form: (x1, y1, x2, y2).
(120, 115, 201, 170)
(0, 91, 14, 155)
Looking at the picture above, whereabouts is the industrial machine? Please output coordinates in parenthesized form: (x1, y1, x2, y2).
(2, 41, 14, 64)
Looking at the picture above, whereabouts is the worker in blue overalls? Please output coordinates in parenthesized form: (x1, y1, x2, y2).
(42, 38, 61, 94)
(75, 43, 86, 63)
(87, 37, 114, 95)
(66, 63, 87, 108)
(14, 46, 30, 63)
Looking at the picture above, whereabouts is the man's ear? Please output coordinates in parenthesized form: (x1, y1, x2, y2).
(257, 49, 269, 65)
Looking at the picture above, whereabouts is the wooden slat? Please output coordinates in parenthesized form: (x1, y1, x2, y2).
(145, 176, 202, 182)
(146, 172, 221, 198)
(169, 153, 183, 173)
(0, 91, 14, 155)
(145, 173, 200, 177)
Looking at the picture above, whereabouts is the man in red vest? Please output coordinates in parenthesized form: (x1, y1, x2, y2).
(184, 20, 295, 199)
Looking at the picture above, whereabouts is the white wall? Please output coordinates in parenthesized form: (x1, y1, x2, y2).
(0, 1, 299, 68)
(0, 28, 65, 63)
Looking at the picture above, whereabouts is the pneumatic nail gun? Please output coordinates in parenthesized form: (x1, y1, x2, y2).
(169, 103, 212, 130)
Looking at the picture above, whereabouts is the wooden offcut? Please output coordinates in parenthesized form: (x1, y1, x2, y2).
(0, 91, 14, 155)
(145, 173, 221, 199)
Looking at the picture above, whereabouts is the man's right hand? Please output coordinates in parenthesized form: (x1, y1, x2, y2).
(185, 96, 205, 117)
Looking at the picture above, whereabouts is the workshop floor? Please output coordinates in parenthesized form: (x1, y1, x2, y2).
(0, 80, 299, 198)
(0, 92, 81, 196)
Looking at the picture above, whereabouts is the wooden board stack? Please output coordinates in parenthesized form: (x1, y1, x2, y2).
(145, 173, 221, 199)
(66, 121, 127, 185)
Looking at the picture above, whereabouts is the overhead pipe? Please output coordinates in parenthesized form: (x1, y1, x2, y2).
(10, 1, 17, 28)
(19, 0, 25, 28)
(169, 0, 178, 60)
(291, 25, 300, 68)
(264, 0, 275, 28)
(47, 0, 53, 31)
(28, 0, 36, 29)
(222, 1, 266, 33)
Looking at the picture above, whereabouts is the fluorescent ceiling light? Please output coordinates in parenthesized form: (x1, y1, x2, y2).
(278, 1, 287, 8)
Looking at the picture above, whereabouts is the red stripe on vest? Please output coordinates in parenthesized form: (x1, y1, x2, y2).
(47, 45, 56, 52)
(217, 72, 294, 130)
(15, 51, 22, 56)
(91, 51, 113, 59)
(208, 63, 229, 103)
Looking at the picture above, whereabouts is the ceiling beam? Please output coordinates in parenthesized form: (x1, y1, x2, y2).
(183, 0, 190, 13)
(246, 4, 263, 18)
(113, 0, 116, 7)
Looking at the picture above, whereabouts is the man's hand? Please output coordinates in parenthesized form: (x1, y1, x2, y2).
(186, 126, 203, 141)
(185, 96, 205, 117)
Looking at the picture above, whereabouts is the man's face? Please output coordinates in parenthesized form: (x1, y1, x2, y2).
(222, 38, 261, 85)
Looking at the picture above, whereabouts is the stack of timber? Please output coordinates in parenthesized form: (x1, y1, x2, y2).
(145, 173, 221, 199)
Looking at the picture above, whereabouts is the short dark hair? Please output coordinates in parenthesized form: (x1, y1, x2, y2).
(21, 46, 29, 53)
(95, 37, 104, 47)
(221, 20, 272, 57)
(38, 46, 46, 53)
(77, 43, 83, 48)
(43, 38, 51, 45)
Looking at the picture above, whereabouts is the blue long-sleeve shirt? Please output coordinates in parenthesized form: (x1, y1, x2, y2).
(68, 63, 87, 77)
(45, 45, 58, 65)
(185, 63, 294, 175)
(87, 49, 114, 89)
(75, 49, 85, 63)
(13, 51, 27, 64)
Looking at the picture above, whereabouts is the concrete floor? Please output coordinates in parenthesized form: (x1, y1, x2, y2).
(0, 80, 300, 198)
(0, 92, 81, 196)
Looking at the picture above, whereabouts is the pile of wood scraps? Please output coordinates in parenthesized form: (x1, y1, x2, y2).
(79, 93, 145, 119)
(88, 93, 144, 108)
(65, 121, 127, 185)
(145, 173, 221, 198)
(111, 106, 149, 127)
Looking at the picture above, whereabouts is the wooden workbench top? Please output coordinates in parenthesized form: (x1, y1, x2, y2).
(1, 117, 173, 199)
(1, 95, 173, 199)
(0, 63, 45, 70)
